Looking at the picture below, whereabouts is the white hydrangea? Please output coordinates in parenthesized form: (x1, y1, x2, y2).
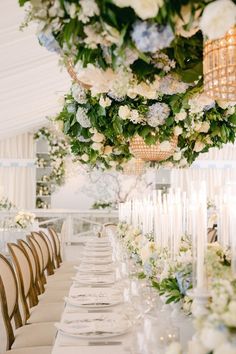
(71, 83, 87, 104)
(147, 102, 170, 127)
(48, 0, 64, 17)
(152, 52, 176, 72)
(175, 110, 187, 122)
(189, 93, 215, 114)
(78, 0, 100, 24)
(159, 75, 189, 95)
(76, 107, 91, 128)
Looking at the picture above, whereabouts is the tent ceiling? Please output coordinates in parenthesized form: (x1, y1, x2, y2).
(0, 0, 70, 140)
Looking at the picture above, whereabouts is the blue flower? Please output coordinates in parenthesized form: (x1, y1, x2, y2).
(143, 262, 153, 277)
(38, 32, 61, 53)
(175, 270, 192, 295)
(131, 21, 174, 53)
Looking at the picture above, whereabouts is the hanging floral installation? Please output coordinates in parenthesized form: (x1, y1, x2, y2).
(19, 0, 236, 169)
(34, 127, 69, 185)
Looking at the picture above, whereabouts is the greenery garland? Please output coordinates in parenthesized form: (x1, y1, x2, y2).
(56, 86, 236, 169)
(20, 0, 236, 169)
(34, 127, 68, 185)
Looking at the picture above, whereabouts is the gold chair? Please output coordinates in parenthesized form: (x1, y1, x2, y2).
(8, 243, 64, 324)
(0, 254, 55, 352)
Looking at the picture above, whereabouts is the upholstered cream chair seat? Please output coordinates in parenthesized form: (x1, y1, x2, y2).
(29, 302, 64, 323)
(12, 323, 57, 349)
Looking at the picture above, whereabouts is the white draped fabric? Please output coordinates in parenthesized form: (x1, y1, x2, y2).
(171, 168, 236, 200)
(0, 133, 35, 208)
(196, 143, 236, 161)
(0, 0, 70, 140)
(0, 133, 35, 158)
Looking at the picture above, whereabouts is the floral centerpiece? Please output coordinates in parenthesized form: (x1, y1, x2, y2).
(19, 0, 236, 170)
(15, 211, 35, 229)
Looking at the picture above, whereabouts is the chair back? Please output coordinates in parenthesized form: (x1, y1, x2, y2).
(8, 243, 33, 322)
(27, 235, 46, 291)
(39, 230, 55, 274)
(0, 254, 22, 349)
(17, 239, 40, 303)
(48, 227, 62, 267)
(31, 231, 54, 275)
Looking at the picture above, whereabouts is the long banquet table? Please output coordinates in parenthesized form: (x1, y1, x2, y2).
(51, 231, 194, 354)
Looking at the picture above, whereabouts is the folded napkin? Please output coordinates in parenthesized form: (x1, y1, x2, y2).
(55, 317, 130, 336)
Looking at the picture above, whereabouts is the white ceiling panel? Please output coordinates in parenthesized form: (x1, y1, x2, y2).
(0, 0, 70, 140)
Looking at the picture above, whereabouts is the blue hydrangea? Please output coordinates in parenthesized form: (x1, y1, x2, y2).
(175, 270, 192, 295)
(143, 262, 153, 277)
(38, 32, 61, 53)
(131, 21, 174, 53)
(67, 103, 76, 113)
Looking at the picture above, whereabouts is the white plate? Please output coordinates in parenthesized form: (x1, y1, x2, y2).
(73, 276, 115, 285)
(65, 296, 121, 308)
(81, 258, 113, 265)
(56, 314, 132, 339)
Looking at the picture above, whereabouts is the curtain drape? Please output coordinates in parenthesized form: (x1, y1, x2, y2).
(171, 168, 236, 200)
(0, 133, 35, 209)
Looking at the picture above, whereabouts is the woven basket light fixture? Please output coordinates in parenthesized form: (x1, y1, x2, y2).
(66, 59, 91, 89)
(123, 158, 145, 175)
(204, 26, 236, 101)
(130, 135, 177, 162)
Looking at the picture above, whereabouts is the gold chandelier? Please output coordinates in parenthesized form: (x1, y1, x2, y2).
(203, 26, 236, 101)
(130, 135, 177, 162)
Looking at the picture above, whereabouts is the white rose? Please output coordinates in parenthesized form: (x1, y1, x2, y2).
(215, 342, 236, 354)
(81, 153, 89, 162)
(173, 152, 182, 161)
(174, 126, 183, 136)
(175, 110, 187, 122)
(103, 145, 113, 155)
(200, 327, 227, 351)
(89, 128, 97, 134)
(99, 96, 111, 108)
(69, 3, 77, 18)
(227, 106, 235, 115)
(199, 122, 210, 133)
(193, 141, 206, 152)
(159, 141, 172, 151)
(165, 342, 182, 354)
(200, 0, 236, 40)
(131, 0, 163, 20)
(175, 5, 201, 38)
(118, 105, 131, 119)
(91, 132, 105, 143)
(113, 0, 163, 20)
(91, 142, 103, 151)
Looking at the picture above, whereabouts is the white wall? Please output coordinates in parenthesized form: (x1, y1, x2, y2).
(51, 174, 94, 210)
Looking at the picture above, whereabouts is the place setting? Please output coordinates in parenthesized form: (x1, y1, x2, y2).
(65, 287, 124, 309)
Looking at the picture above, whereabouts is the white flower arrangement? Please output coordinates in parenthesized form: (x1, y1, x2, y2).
(15, 211, 35, 229)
